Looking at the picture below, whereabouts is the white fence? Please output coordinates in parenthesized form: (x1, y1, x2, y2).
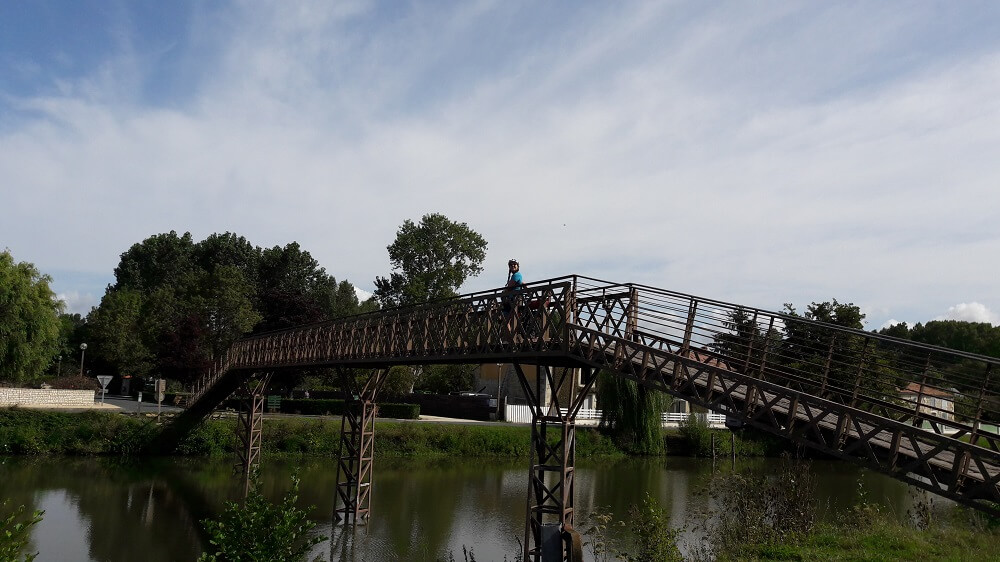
(503, 404, 728, 427)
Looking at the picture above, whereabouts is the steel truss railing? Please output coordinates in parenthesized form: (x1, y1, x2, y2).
(179, 275, 1000, 534)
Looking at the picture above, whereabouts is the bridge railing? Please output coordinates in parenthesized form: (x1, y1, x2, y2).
(188, 278, 581, 405)
(569, 276, 1000, 452)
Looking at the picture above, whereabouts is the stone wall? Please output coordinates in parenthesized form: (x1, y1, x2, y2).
(0, 388, 96, 407)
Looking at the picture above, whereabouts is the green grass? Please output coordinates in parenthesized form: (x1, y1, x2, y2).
(0, 409, 629, 459)
(730, 519, 1000, 561)
(0, 409, 156, 455)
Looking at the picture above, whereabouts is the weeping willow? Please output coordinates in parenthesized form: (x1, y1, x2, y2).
(597, 371, 668, 454)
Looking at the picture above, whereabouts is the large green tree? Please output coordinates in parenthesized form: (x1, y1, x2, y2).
(89, 232, 367, 385)
(0, 250, 63, 382)
(778, 299, 867, 392)
(373, 213, 487, 307)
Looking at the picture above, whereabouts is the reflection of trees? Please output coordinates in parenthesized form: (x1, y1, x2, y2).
(0, 457, 204, 561)
(369, 458, 470, 559)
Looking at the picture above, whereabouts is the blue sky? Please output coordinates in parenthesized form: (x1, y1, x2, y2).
(2, 1, 1000, 330)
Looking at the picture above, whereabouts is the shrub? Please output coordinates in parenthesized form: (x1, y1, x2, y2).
(175, 419, 236, 457)
(621, 494, 682, 562)
(198, 472, 326, 562)
(677, 413, 713, 456)
(703, 455, 819, 557)
(0, 499, 44, 562)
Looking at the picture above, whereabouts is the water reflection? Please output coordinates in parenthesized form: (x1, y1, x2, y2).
(0, 455, 938, 561)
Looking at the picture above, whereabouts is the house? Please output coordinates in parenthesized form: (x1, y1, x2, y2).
(899, 382, 956, 422)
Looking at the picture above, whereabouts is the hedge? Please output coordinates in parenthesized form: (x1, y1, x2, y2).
(278, 399, 419, 419)
(377, 403, 420, 419)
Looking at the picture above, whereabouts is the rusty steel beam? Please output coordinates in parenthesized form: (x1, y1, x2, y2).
(235, 373, 272, 496)
(333, 368, 390, 525)
(514, 364, 596, 562)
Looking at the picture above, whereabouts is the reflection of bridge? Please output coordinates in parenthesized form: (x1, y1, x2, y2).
(162, 275, 1000, 561)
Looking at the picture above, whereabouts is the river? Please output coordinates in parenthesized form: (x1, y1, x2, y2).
(0, 455, 937, 561)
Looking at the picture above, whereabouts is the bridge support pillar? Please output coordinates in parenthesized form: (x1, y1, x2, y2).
(515, 364, 595, 562)
(236, 373, 272, 496)
(334, 368, 390, 525)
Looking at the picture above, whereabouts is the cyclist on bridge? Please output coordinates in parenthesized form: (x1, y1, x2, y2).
(503, 259, 524, 334)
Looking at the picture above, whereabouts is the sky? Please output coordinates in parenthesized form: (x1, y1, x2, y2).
(2, 1, 999, 330)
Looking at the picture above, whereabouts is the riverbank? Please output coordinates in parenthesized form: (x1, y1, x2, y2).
(0, 409, 784, 458)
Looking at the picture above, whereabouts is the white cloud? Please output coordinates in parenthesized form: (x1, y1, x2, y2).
(1, 2, 999, 331)
(880, 319, 904, 330)
(56, 291, 100, 316)
(936, 303, 1000, 325)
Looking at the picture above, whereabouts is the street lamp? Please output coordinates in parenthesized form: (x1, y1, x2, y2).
(79, 343, 88, 376)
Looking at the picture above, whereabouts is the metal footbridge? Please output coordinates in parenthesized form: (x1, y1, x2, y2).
(164, 275, 1000, 561)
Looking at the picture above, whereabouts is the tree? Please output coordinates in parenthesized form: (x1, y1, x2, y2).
(256, 243, 361, 331)
(195, 265, 261, 359)
(777, 299, 900, 403)
(373, 213, 487, 307)
(780, 299, 865, 389)
(91, 232, 367, 386)
(113, 231, 196, 292)
(597, 371, 667, 454)
(0, 250, 63, 382)
(87, 289, 155, 378)
(416, 364, 477, 394)
(711, 308, 782, 371)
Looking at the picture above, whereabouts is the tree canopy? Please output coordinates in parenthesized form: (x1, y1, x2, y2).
(373, 213, 487, 307)
(89, 231, 371, 384)
(0, 250, 63, 382)
(879, 320, 1000, 359)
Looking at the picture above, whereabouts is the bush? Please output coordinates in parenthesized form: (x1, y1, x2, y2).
(622, 494, 683, 562)
(702, 455, 819, 557)
(175, 419, 236, 457)
(198, 472, 326, 562)
(675, 415, 778, 457)
(1, 499, 44, 562)
(677, 413, 713, 456)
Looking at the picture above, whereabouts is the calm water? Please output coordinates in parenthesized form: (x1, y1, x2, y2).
(0, 455, 937, 561)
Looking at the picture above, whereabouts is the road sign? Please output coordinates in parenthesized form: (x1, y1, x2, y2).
(96, 375, 112, 404)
